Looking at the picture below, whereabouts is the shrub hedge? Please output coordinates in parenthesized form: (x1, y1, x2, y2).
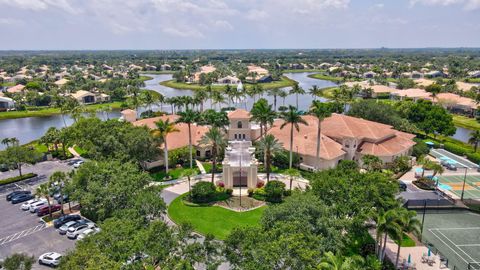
(0, 173, 37, 186)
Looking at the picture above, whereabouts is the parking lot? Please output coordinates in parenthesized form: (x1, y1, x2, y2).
(0, 159, 81, 269)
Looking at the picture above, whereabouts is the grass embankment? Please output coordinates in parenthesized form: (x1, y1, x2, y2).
(465, 78, 480, 83)
(140, 71, 175, 75)
(307, 73, 344, 83)
(1, 82, 16, 87)
(139, 75, 153, 81)
(160, 76, 296, 91)
(0, 101, 124, 120)
(0, 173, 37, 186)
(452, 115, 480, 130)
(168, 194, 265, 240)
(282, 69, 319, 73)
(394, 233, 416, 247)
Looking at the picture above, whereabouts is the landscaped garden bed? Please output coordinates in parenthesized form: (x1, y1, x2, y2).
(0, 173, 37, 186)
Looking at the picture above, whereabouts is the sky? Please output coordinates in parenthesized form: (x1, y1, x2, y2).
(0, 0, 479, 50)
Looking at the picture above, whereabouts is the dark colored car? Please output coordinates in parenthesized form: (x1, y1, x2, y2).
(54, 193, 69, 203)
(445, 163, 457, 171)
(11, 194, 35, 204)
(37, 204, 62, 217)
(54, 214, 82, 229)
(6, 190, 31, 201)
(399, 181, 407, 192)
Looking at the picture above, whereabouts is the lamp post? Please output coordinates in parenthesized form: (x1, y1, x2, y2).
(239, 142, 242, 207)
(460, 167, 468, 201)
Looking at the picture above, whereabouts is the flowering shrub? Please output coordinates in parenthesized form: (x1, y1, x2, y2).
(256, 180, 265, 188)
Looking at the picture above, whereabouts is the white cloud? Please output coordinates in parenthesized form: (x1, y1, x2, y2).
(0, 18, 22, 25)
(246, 9, 269, 21)
(162, 26, 205, 38)
(409, 0, 480, 9)
(0, 0, 79, 13)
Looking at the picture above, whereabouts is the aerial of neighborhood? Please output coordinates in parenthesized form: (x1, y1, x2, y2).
(1, 1, 480, 270)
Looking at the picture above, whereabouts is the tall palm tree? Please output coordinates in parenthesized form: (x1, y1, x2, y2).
(289, 83, 305, 108)
(206, 84, 214, 109)
(200, 127, 226, 183)
(268, 88, 282, 111)
(250, 98, 276, 137)
(278, 89, 288, 107)
(49, 171, 67, 215)
(280, 106, 308, 169)
(151, 119, 179, 176)
(211, 90, 225, 111)
(194, 88, 208, 112)
(177, 109, 199, 169)
(257, 134, 283, 182)
(36, 183, 53, 219)
(308, 85, 322, 101)
(376, 209, 402, 261)
(469, 130, 480, 152)
(181, 168, 198, 200)
(284, 168, 300, 190)
(394, 209, 421, 268)
(310, 101, 332, 170)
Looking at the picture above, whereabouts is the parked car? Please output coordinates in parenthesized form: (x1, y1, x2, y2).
(66, 222, 95, 239)
(21, 198, 46, 211)
(77, 227, 101, 240)
(6, 190, 31, 201)
(399, 181, 407, 192)
(54, 194, 69, 204)
(54, 214, 81, 229)
(29, 200, 48, 213)
(11, 193, 35, 204)
(37, 204, 62, 217)
(58, 221, 79, 235)
(445, 163, 457, 171)
(38, 252, 62, 267)
(73, 160, 84, 168)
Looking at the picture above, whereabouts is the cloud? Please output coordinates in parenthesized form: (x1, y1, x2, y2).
(246, 9, 269, 21)
(162, 26, 205, 38)
(0, 0, 79, 13)
(0, 18, 23, 25)
(409, 0, 480, 9)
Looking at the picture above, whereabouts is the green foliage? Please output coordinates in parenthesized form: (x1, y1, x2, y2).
(191, 181, 216, 203)
(69, 160, 160, 222)
(0, 143, 41, 177)
(466, 152, 480, 164)
(396, 78, 415, 89)
(412, 140, 430, 158)
(443, 142, 470, 156)
(168, 147, 190, 167)
(264, 180, 286, 203)
(1, 253, 34, 270)
(272, 149, 300, 169)
(0, 173, 37, 186)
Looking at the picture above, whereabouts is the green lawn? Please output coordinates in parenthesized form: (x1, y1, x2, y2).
(140, 71, 175, 74)
(318, 86, 340, 98)
(168, 194, 266, 240)
(282, 69, 319, 73)
(0, 82, 15, 87)
(307, 73, 344, 83)
(73, 145, 87, 156)
(160, 76, 296, 91)
(0, 101, 124, 120)
(394, 233, 416, 247)
(452, 115, 480, 130)
(139, 75, 153, 81)
(150, 167, 187, 181)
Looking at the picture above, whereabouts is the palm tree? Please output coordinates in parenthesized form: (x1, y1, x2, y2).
(284, 168, 300, 190)
(176, 109, 198, 169)
(151, 119, 179, 176)
(194, 88, 208, 112)
(431, 162, 444, 178)
(224, 84, 234, 106)
(310, 101, 332, 170)
(308, 85, 322, 101)
(1, 137, 19, 148)
(289, 83, 305, 109)
(257, 135, 283, 182)
(278, 89, 288, 107)
(469, 130, 480, 152)
(49, 171, 67, 215)
(140, 90, 158, 112)
(206, 84, 214, 109)
(181, 168, 198, 200)
(250, 98, 276, 137)
(394, 209, 421, 268)
(36, 183, 53, 219)
(319, 252, 364, 270)
(211, 90, 225, 111)
(280, 106, 308, 169)
(268, 88, 282, 111)
(200, 127, 226, 183)
(376, 209, 402, 261)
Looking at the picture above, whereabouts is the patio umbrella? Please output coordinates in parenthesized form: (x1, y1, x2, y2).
(428, 248, 431, 257)
(408, 254, 411, 264)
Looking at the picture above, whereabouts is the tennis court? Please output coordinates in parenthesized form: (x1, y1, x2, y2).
(430, 149, 479, 169)
(419, 209, 480, 270)
(436, 174, 480, 199)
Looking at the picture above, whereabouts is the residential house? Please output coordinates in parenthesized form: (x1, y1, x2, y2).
(7, 84, 25, 94)
(390, 88, 432, 101)
(0, 96, 15, 111)
(217, 75, 241, 85)
(435, 93, 477, 116)
(71, 90, 110, 105)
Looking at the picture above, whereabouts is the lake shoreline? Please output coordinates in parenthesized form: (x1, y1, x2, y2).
(159, 76, 297, 91)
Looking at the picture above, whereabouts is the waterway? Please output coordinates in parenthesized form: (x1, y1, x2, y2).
(0, 72, 476, 148)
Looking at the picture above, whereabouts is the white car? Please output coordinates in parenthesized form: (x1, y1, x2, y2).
(73, 160, 84, 168)
(66, 222, 95, 239)
(38, 252, 62, 267)
(29, 200, 47, 213)
(20, 198, 42, 211)
(77, 227, 100, 240)
(58, 221, 78, 235)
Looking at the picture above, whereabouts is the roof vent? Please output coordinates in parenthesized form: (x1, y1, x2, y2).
(304, 135, 308, 139)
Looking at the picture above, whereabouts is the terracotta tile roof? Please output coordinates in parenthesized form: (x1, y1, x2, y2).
(7, 84, 25, 93)
(358, 131, 416, 157)
(456, 82, 477, 92)
(322, 113, 396, 142)
(227, 109, 251, 119)
(370, 85, 397, 93)
(436, 93, 477, 109)
(391, 88, 432, 99)
(267, 115, 346, 160)
(133, 115, 210, 150)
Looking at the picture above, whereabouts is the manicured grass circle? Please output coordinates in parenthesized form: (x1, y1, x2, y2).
(167, 194, 266, 240)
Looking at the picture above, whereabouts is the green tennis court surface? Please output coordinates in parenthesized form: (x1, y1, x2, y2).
(436, 174, 480, 199)
(419, 209, 480, 270)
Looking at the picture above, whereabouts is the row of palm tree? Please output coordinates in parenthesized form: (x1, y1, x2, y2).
(35, 171, 71, 219)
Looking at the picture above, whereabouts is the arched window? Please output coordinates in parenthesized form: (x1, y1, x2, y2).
(237, 121, 243, 129)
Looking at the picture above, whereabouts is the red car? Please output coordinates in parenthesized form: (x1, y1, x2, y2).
(37, 204, 62, 217)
